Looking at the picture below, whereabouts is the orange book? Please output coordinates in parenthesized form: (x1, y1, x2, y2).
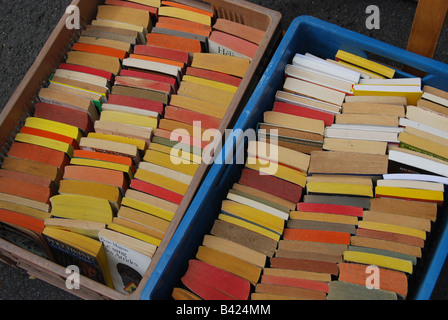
(7, 142, 70, 170)
(213, 18, 265, 45)
(155, 21, 211, 37)
(260, 274, 329, 293)
(0, 209, 45, 234)
(129, 53, 185, 70)
(114, 75, 173, 94)
(20, 126, 79, 149)
(283, 228, 351, 245)
(161, 1, 214, 17)
(0, 177, 53, 204)
(147, 33, 202, 53)
(73, 150, 135, 174)
(72, 42, 128, 60)
(270, 257, 339, 276)
(63, 165, 128, 193)
(209, 31, 258, 59)
(164, 105, 221, 130)
(0, 169, 57, 194)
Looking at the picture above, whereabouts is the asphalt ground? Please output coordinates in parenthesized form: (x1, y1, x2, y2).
(0, 0, 447, 300)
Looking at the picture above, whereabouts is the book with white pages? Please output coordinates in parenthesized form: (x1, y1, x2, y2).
(399, 117, 448, 141)
(388, 147, 448, 178)
(284, 64, 353, 94)
(325, 124, 402, 143)
(406, 105, 448, 133)
(359, 77, 422, 86)
(122, 58, 181, 83)
(54, 68, 111, 89)
(275, 90, 341, 114)
(101, 103, 160, 118)
(376, 179, 445, 192)
(422, 92, 448, 108)
(293, 53, 361, 84)
(328, 123, 404, 133)
(383, 173, 448, 186)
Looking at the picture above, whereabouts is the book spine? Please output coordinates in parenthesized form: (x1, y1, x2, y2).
(399, 142, 448, 163)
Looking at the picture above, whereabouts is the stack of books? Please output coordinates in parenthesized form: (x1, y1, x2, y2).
(0, 0, 268, 295)
(171, 140, 309, 300)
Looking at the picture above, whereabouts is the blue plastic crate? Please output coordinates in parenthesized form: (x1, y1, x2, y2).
(142, 16, 448, 300)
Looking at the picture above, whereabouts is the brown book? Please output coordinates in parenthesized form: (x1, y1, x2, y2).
(350, 235, 422, 258)
(1, 157, 62, 185)
(308, 150, 389, 175)
(66, 51, 122, 76)
(254, 283, 327, 300)
(275, 249, 343, 264)
(96, 5, 152, 30)
(369, 197, 438, 221)
(341, 102, 405, 117)
(112, 83, 169, 104)
(362, 210, 431, 232)
(210, 220, 277, 257)
(270, 257, 339, 276)
(355, 228, 425, 248)
(277, 240, 348, 256)
(212, 18, 265, 45)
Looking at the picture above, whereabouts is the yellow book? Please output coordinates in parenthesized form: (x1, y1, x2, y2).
(220, 212, 280, 241)
(245, 156, 307, 187)
(117, 206, 170, 234)
(112, 217, 164, 242)
(191, 53, 250, 78)
(149, 142, 202, 165)
(0, 200, 51, 220)
(78, 35, 131, 53)
(66, 51, 122, 76)
(138, 161, 193, 185)
(70, 157, 134, 181)
(264, 111, 325, 136)
(50, 194, 114, 225)
(336, 50, 396, 78)
(100, 110, 158, 129)
(221, 200, 284, 235)
(290, 211, 359, 226)
(15, 133, 74, 158)
(88, 132, 147, 151)
(107, 223, 161, 247)
(177, 81, 235, 108)
(45, 218, 105, 240)
(0, 193, 50, 213)
(58, 179, 122, 211)
(399, 131, 448, 161)
(79, 137, 140, 164)
(24, 117, 82, 142)
(96, 5, 152, 30)
(42, 227, 114, 288)
(357, 220, 426, 240)
(122, 190, 178, 222)
(134, 168, 189, 195)
(143, 149, 199, 176)
(343, 250, 413, 274)
(182, 75, 238, 93)
(169, 95, 227, 119)
(128, 0, 161, 7)
(158, 6, 211, 26)
(375, 186, 444, 203)
(352, 84, 423, 105)
(306, 181, 373, 197)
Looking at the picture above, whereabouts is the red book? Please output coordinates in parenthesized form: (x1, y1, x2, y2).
(270, 257, 339, 276)
(119, 69, 178, 92)
(58, 63, 114, 83)
(283, 228, 351, 245)
(272, 101, 335, 126)
(130, 179, 183, 205)
(0, 176, 53, 204)
(115, 75, 172, 95)
(20, 127, 79, 150)
(181, 259, 250, 300)
(72, 43, 128, 60)
(209, 31, 258, 59)
(133, 45, 190, 65)
(186, 67, 242, 87)
(261, 275, 330, 293)
(0, 169, 57, 192)
(0, 209, 45, 234)
(164, 105, 221, 130)
(107, 94, 165, 115)
(238, 168, 303, 203)
(296, 202, 363, 217)
(34, 102, 94, 134)
(104, 0, 158, 18)
(8, 142, 70, 170)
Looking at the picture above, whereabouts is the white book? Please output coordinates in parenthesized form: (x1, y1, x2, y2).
(383, 173, 448, 185)
(325, 127, 400, 143)
(406, 105, 448, 134)
(101, 103, 160, 118)
(283, 77, 346, 106)
(399, 117, 448, 141)
(359, 78, 422, 86)
(328, 123, 404, 133)
(275, 90, 341, 114)
(285, 64, 353, 94)
(388, 147, 448, 177)
(293, 53, 361, 84)
(122, 58, 181, 83)
(226, 191, 289, 221)
(98, 229, 154, 295)
(376, 179, 444, 192)
(422, 92, 448, 108)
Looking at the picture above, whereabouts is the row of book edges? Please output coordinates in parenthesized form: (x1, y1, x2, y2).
(0, 0, 262, 295)
(171, 47, 448, 300)
(171, 138, 309, 300)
